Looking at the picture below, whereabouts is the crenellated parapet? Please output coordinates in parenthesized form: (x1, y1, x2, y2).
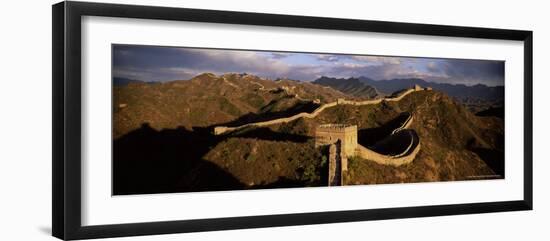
(316, 123, 357, 131)
(315, 124, 357, 159)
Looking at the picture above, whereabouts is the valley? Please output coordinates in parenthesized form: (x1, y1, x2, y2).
(113, 73, 504, 195)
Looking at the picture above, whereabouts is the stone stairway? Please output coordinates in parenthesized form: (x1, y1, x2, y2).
(328, 141, 343, 186)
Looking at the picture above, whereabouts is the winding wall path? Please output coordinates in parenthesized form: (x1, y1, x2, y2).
(214, 88, 423, 135)
(328, 143, 343, 186)
(327, 113, 419, 185)
(355, 129, 420, 167)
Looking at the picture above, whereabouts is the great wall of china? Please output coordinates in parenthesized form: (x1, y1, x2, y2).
(213, 84, 428, 186)
(316, 113, 420, 185)
(354, 129, 420, 166)
(315, 113, 420, 166)
(327, 141, 345, 186)
(213, 85, 429, 135)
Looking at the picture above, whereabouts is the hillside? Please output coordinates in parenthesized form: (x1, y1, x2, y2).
(113, 73, 354, 194)
(203, 90, 503, 186)
(357, 76, 504, 102)
(313, 76, 379, 99)
(113, 74, 504, 194)
(113, 73, 353, 138)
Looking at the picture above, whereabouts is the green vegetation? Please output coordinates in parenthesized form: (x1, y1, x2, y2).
(218, 98, 242, 116)
(343, 91, 501, 185)
(113, 73, 351, 138)
(320, 155, 328, 168)
(203, 138, 324, 188)
(242, 93, 265, 109)
(279, 118, 308, 136)
(114, 73, 504, 191)
(297, 163, 319, 184)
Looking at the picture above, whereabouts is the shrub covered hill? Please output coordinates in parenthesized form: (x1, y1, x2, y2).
(313, 76, 380, 99)
(314, 76, 504, 113)
(113, 73, 354, 138)
(113, 73, 504, 195)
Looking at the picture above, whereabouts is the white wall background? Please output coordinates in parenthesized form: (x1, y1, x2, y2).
(0, 0, 547, 240)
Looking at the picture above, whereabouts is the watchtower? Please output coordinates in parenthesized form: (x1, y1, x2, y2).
(315, 124, 358, 157)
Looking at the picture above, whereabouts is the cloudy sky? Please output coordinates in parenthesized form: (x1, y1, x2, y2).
(113, 44, 504, 86)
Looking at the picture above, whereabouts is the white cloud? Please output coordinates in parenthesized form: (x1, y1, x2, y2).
(316, 54, 340, 62)
(114, 45, 503, 85)
(351, 56, 401, 65)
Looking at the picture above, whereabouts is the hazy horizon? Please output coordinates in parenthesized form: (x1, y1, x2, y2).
(113, 44, 505, 87)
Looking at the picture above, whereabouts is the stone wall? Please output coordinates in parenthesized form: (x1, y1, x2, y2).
(318, 112, 419, 185)
(327, 141, 346, 186)
(213, 87, 424, 135)
(328, 143, 338, 186)
(318, 114, 418, 183)
(392, 131, 417, 158)
(355, 130, 420, 166)
(391, 113, 413, 135)
(315, 124, 357, 157)
(353, 113, 419, 166)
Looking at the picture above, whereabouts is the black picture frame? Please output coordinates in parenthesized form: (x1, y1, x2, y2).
(52, 1, 533, 240)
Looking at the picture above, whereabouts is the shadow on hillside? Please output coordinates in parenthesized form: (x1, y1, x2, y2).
(476, 106, 504, 119)
(249, 152, 329, 190)
(471, 148, 505, 178)
(250, 176, 306, 189)
(358, 112, 411, 147)
(113, 123, 245, 195)
(466, 136, 505, 178)
(113, 123, 313, 195)
(371, 130, 419, 156)
(231, 127, 311, 143)
(221, 100, 320, 127)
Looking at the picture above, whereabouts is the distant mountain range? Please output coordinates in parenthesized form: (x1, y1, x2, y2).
(115, 74, 504, 103)
(313, 76, 504, 102)
(113, 77, 146, 86)
(313, 76, 379, 99)
(113, 72, 504, 194)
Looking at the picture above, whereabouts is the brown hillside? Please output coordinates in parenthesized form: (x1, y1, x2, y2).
(216, 90, 504, 186)
(113, 74, 503, 194)
(113, 73, 354, 138)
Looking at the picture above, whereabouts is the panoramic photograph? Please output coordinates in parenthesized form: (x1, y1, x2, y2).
(112, 44, 505, 195)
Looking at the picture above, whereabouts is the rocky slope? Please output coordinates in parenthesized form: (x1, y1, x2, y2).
(350, 90, 503, 184)
(212, 89, 504, 186)
(357, 76, 504, 102)
(113, 74, 504, 194)
(113, 73, 353, 138)
(313, 76, 379, 99)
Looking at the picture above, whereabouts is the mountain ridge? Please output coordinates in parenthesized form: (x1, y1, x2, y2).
(357, 76, 504, 101)
(313, 76, 379, 99)
(312, 76, 504, 102)
(113, 73, 355, 138)
(113, 72, 504, 194)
